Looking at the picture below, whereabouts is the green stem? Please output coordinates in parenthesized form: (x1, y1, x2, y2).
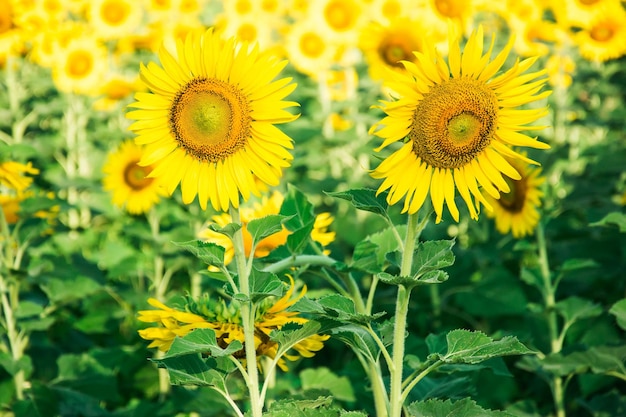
(262, 254, 337, 274)
(369, 361, 389, 417)
(389, 211, 420, 417)
(536, 223, 566, 417)
(401, 360, 441, 404)
(230, 206, 262, 417)
(0, 275, 25, 400)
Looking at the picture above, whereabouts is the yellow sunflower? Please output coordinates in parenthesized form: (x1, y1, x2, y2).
(126, 28, 298, 212)
(283, 18, 341, 79)
(573, 4, 626, 62)
(309, 0, 368, 47)
(0, 161, 39, 192)
(198, 190, 335, 265)
(485, 156, 544, 238)
(138, 277, 329, 371)
(370, 25, 551, 223)
(102, 140, 166, 215)
(52, 33, 108, 96)
(87, 0, 143, 40)
(359, 17, 425, 82)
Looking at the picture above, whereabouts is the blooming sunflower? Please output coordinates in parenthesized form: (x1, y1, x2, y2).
(52, 33, 108, 96)
(102, 140, 166, 215)
(485, 156, 544, 238)
(573, 4, 626, 62)
(359, 18, 425, 82)
(198, 190, 335, 265)
(87, 0, 143, 40)
(283, 18, 341, 79)
(370, 25, 551, 223)
(127, 28, 298, 212)
(137, 277, 329, 371)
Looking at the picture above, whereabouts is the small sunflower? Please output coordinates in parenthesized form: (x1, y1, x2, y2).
(52, 33, 108, 96)
(138, 277, 329, 371)
(198, 190, 335, 265)
(102, 140, 166, 215)
(127, 28, 298, 212)
(309, 0, 368, 47)
(0, 161, 39, 192)
(485, 156, 544, 238)
(573, 4, 626, 62)
(359, 17, 425, 82)
(283, 18, 341, 79)
(370, 25, 551, 223)
(87, 0, 143, 39)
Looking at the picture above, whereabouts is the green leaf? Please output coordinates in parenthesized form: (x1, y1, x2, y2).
(331, 324, 380, 363)
(407, 398, 516, 417)
(540, 346, 626, 377)
(350, 240, 381, 273)
(264, 396, 339, 417)
(247, 214, 291, 247)
(609, 299, 626, 331)
(410, 240, 456, 279)
(153, 354, 227, 387)
(41, 274, 102, 304)
(164, 328, 243, 359)
(430, 330, 535, 365)
(325, 188, 390, 219)
(172, 240, 225, 267)
(311, 294, 385, 325)
(281, 185, 316, 231)
(555, 296, 603, 325)
(300, 367, 355, 402)
(272, 321, 324, 358)
(559, 258, 599, 272)
(0, 352, 32, 377)
(249, 267, 284, 303)
(377, 271, 449, 288)
(208, 222, 242, 240)
(590, 212, 626, 232)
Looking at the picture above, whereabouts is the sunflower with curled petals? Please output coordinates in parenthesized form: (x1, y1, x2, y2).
(126, 28, 299, 212)
(486, 156, 545, 239)
(370, 25, 551, 223)
(137, 277, 329, 371)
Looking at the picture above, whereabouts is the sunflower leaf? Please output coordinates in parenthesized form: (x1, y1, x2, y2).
(172, 240, 225, 267)
(249, 267, 284, 303)
(271, 321, 324, 359)
(164, 328, 242, 359)
(208, 222, 242, 239)
(407, 398, 516, 417)
(427, 330, 536, 365)
(152, 354, 227, 387)
(325, 188, 390, 220)
(590, 212, 626, 232)
(410, 239, 456, 279)
(248, 214, 293, 249)
(609, 298, 626, 331)
(281, 185, 316, 231)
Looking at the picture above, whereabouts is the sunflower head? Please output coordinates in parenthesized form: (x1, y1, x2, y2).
(0, 161, 39, 192)
(102, 140, 166, 215)
(485, 156, 545, 238)
(370, 25, 551, 224)
(127, 28, 299, 212)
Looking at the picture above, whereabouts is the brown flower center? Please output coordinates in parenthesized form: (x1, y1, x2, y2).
(498, 176, 527, 213)
(411, 77, 498, 169)
(169, 78, 251, 162)
(124, 160, 153, 190)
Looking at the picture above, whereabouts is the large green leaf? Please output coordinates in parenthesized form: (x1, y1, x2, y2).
(325, 188, 390, 219)
(300, 367, 355, 402)
(249, 267, 285, 303)
(609, 298, 626, 331)
(172, 240, 225, 267)
(247, 214, 292, 247)
(411, 240, 456, 279)
(555, 296, 603, 325)
(428, 330, 535, 365)
(407, 398, 516, 417)
(590, 212, 626, 232)
(164, 328, 243, 359)
(153, 354, 227, 387)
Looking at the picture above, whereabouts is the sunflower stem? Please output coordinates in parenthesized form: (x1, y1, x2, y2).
(536, 222, 566, 417)
(262, 254, 337, 274)
(389, 211, 420, 417)
(230, 205, 263, 417)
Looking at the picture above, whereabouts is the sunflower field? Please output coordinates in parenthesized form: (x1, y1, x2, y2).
(1, 0, 626, 416)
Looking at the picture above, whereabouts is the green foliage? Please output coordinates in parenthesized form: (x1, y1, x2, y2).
(407, 398, 516, 417)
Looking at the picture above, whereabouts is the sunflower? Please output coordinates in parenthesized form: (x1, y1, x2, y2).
(87, 0, 143, 40)
(52, 33, 108, 96)
(127, 28, 298, 212)
(359, 17, 425, 82)
(0, 161, 39, 192)
(485, 156, 544, 238)
(308, 0, 368, 47)
(573, 4, 626, 62)
(370, 25, 551, 223)
(138, 277, 329, 371)
(283, 18, 341, 79)
(102, 140, 166, 215)
(198, 190, 335, 265)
